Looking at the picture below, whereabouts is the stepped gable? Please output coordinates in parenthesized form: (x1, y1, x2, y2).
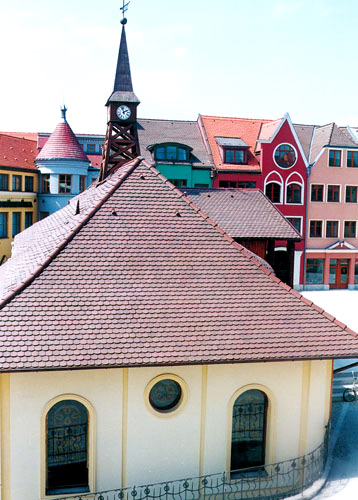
(0, 158, 358, 372)
(138, 118, 213, 168)
(200, 115, 273, 172)
(182, 188, 301, 240)
(0, 134, 38, 170)
(36, 120, 88, 161)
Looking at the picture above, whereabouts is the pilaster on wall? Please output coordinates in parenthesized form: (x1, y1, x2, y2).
(0, 374, 10, 500)
(298, 361, 311, 456)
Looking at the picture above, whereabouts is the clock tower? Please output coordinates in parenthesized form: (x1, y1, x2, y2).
(99, 16, 140, 181)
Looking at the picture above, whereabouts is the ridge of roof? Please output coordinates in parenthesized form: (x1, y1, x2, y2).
(138, 117, 197, 124)
(0, 158, 142, 310)
(0, 133, 37, 144)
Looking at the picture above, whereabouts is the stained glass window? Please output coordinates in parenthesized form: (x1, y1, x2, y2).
(46, 400, 89, 494)
(231, 390, 267, 472)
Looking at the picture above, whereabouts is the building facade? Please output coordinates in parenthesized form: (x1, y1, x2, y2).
(0, 134, 38, 262)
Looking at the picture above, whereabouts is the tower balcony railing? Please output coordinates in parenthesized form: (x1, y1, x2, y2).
(56, 423, 329, 500)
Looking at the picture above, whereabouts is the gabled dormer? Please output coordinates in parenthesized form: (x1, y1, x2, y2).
(215, 137, 249, 165)
(147, 142, 193, 163)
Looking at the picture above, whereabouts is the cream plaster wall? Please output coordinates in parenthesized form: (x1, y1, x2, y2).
(2, 360, 332, 500)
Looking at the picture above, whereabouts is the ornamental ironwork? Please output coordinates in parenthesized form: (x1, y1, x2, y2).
(55, 423, 329, 500)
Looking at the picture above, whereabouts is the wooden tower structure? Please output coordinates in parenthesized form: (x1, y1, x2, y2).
(99, 16, 140, 182)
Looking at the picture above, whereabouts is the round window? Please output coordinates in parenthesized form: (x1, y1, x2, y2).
(149, 379, 182, 412)
(274, 144, 297, 168)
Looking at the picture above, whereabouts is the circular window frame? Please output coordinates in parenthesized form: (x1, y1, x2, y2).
(273, 143, 298, 169)
(144, 374, 188, 418)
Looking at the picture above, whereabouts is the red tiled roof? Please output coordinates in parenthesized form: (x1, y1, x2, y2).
(200, 115, 274, 172)
(36, 121, 88, 161)
(0, 132, 38, 141)
(0, 134, 38, 170)
(0, 158, 357, 372)
(86, 154, 101, 169)
(182, 188, 300, 240)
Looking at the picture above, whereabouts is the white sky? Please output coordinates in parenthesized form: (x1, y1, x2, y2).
(1, 0, 358, 135)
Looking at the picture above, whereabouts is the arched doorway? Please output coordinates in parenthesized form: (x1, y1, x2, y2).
(46, 399, 89, 494)
(231, 389, 268, 471)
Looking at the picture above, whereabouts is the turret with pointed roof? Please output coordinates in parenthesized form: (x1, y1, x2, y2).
(99, 18, 140, 181)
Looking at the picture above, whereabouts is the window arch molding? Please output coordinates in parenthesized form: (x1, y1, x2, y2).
(264, 172, 284, 204)
(226, 384, 276, 472)
(40, 394, 96, 498)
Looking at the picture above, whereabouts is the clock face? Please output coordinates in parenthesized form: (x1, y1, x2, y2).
(116, 105, 131, 120)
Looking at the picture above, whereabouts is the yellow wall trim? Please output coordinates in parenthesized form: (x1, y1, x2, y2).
(199, 365, 208, 476)
(298, 361, 311, 456)
(121, 368, 128, 489)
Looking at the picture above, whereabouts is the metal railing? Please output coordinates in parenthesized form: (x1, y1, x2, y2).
(57, 423, 329, 500)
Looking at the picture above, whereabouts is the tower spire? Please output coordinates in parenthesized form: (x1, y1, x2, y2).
(99, 5, 140, 182)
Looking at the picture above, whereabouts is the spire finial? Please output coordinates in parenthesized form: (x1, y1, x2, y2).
(61, 105, 67, 122)
(120, 0, 129, 24)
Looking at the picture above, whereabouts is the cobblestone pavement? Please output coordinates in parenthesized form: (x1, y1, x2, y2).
(314, 401, 358, 498)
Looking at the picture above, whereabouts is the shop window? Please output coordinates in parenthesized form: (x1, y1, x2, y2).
(286, 183, 302, 204)
(12, 175, 22, 191)
(347, 151, 358, 168)
(0, 174, 9, 191)
(224, 148, 247, 164)
(286, 217, 301, 234)
(25, 212, 33, 229)
(273, 144, 296, 168)
(41, 174, 50, 193)
(79, 176, 86, 193)
(12, 212, 21, 237)
(344, 221, 356, 238)
(59, 175, 72, 194)
(346, 186, 358, 203)
(25, 176, 34, 192)
(306, 258, 324, 283)
(355, 262, 358, 283)
(0, 213, 8, 238)
(311, 184, 323, 202)
(219, 180, 237, 188)
(265, 182, 281, 203)
(329, 150, 341, 167)
(326, 221, 338, 238)
(327, 185, 340, 202)
(194, 183, 209, 188)
(46, 400, 89, 495)
(238, 181, 256, 188)
(310, 220, 322, 238)
(231, 389, 268, 472)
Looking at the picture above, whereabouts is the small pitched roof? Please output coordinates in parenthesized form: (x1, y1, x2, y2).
(182, 188, 301, 240)
(138, 118, 213, 168)
(36, 119, 89, 162)
(293, 124, 315, 160)
(309, 123, 358, 163)
(0, 134, 38, 171)
(200, 115, 274, 172)
(0, 158, 357, 372)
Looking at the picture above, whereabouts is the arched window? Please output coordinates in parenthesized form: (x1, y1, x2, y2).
(231, 389, 268, 472)
(265, 182, 281, 203)
(286, 183, 302, 204)
(46, 400, 89, 495)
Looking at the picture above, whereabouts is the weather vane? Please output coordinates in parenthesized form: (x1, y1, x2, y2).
(120, 0, 130, 24)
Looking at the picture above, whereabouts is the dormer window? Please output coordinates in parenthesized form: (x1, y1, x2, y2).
(150, 143, 192, 162)
(215, 137, 249, 165)
(224, 148, 246, 164)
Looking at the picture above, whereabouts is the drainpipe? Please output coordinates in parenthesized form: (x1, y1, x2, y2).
(302, 164, 312, 290)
